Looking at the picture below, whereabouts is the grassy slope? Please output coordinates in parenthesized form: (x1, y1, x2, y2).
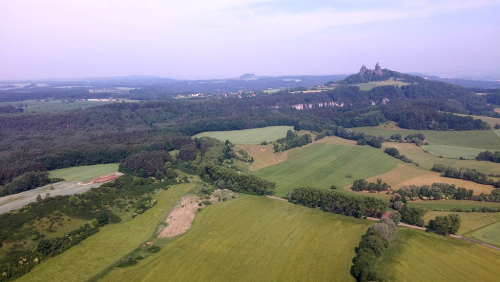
(354, 78, 410, 91)
(254, 143, 399, 197)
(408, 200, 500, 211)
(376, 228, 500, 282)
(421, 145, 487, 159)
(101, 196, 370, 282)
(470, 221, 500, 247)
(17, 183, 195, 282)
(380, 142, 500, 174)
(193, 126, 293, 144)
(48, 163, 119, 182)
(422, 211, 500, 235)
(354, 126, 500, 149)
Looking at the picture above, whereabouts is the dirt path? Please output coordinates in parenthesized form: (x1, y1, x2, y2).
(266, 195, 288, 201)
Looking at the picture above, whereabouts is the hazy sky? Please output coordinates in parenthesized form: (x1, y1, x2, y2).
(1, 0, 499, 80)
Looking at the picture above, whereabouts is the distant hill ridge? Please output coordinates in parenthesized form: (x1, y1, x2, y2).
(327, 63, 424, 85)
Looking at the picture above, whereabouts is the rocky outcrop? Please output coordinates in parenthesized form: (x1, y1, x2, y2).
(358, 63, 383, 76)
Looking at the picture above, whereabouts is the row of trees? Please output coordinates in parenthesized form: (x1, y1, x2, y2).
(287, 186, 388, 218)
(434, 165, 500, 187)
(384, 147, 413, 163)
(351, 178, 391, 193)
(395, 183, 475, 201)
(351, 218, 398, 282)
(199, 164, 275, 196)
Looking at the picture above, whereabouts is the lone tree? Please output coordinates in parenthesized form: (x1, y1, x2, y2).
(36, 194, 42, 202)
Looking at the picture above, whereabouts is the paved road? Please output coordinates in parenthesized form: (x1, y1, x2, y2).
(0, 172, 123, 215)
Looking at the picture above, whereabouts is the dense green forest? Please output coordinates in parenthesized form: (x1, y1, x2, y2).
(1, 70, 499, 188)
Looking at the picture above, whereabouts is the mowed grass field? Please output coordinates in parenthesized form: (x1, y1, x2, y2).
(254, 143, 400, 197)
(101, 196, 371, 282)
(17, 183, 195, 282)
(470, 221, 500, 247)
(421, 145, 487, 159)
(380, 142, 500, 175)
(375, 228, 500, 282)
(48, 163, 119, 182)
(193, 126, 293, 144)
(354, 126, 500, 149)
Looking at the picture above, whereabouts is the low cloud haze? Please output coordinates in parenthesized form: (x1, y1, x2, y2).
(1, 0, 499, 80)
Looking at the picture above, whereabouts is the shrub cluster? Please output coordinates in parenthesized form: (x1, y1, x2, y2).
(314, 127, 383, 149)
(427, 214, 461, 235)
(435, 165, 500, 187)
(0, 172, 64, 197)
(390, 198, 427, 226)
(384, 147, 413, 163)
(287, 187, 388, 218)
(200, 164, 275, 195)
(351, 218, 397, 281)
(351, 178, 390, 193)
(273, 130, 312, 152)
(476, 150, 500, 163)
(395, 183, 475, 201)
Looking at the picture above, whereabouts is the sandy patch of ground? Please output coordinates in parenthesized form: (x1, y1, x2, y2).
(159, 189, 234, 238)
(78, 172, 121, 185)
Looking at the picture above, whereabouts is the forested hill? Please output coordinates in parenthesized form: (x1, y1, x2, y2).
(329, 68, 424, 85)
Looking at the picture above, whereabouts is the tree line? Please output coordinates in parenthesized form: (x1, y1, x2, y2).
(351, 178, 391, 193)
(273, 130, 312, 152)
(394, 183, 475, 201)
(287, 186, 388, 218)
(433, 164, 500, 187)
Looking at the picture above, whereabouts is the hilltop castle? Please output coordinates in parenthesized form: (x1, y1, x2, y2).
(359, 63, 383, 76)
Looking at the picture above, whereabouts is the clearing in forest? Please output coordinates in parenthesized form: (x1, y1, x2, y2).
(193, 126, 293, 144)
(100, 196, 371, 282)
(254, 143, 400, 197)
(375, 228, 500, 282)
(48, 163, 120, 182)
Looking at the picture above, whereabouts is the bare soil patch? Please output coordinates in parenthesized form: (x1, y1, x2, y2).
(158, 189, 234, 238)
(78, 172, 121, 185)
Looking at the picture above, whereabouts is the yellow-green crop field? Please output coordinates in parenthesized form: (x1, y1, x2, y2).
(376, 228, 500, 282)
(254, 143, 400, 197)
(101, 196, 371, 282)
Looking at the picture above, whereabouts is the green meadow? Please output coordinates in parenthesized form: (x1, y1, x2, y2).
(421, 145, 487, 159)
(193, 126, 293, 144)
(48, 163, 119, 182)
(354, 127, 500, 149)
(0, 100, 112, 114)
(101, 196, 370, 282)
(470, 221, 500, 247)
(254, 143, 400, 197)
(17, 183, 195, 282)
(376, 228, 500, 282)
